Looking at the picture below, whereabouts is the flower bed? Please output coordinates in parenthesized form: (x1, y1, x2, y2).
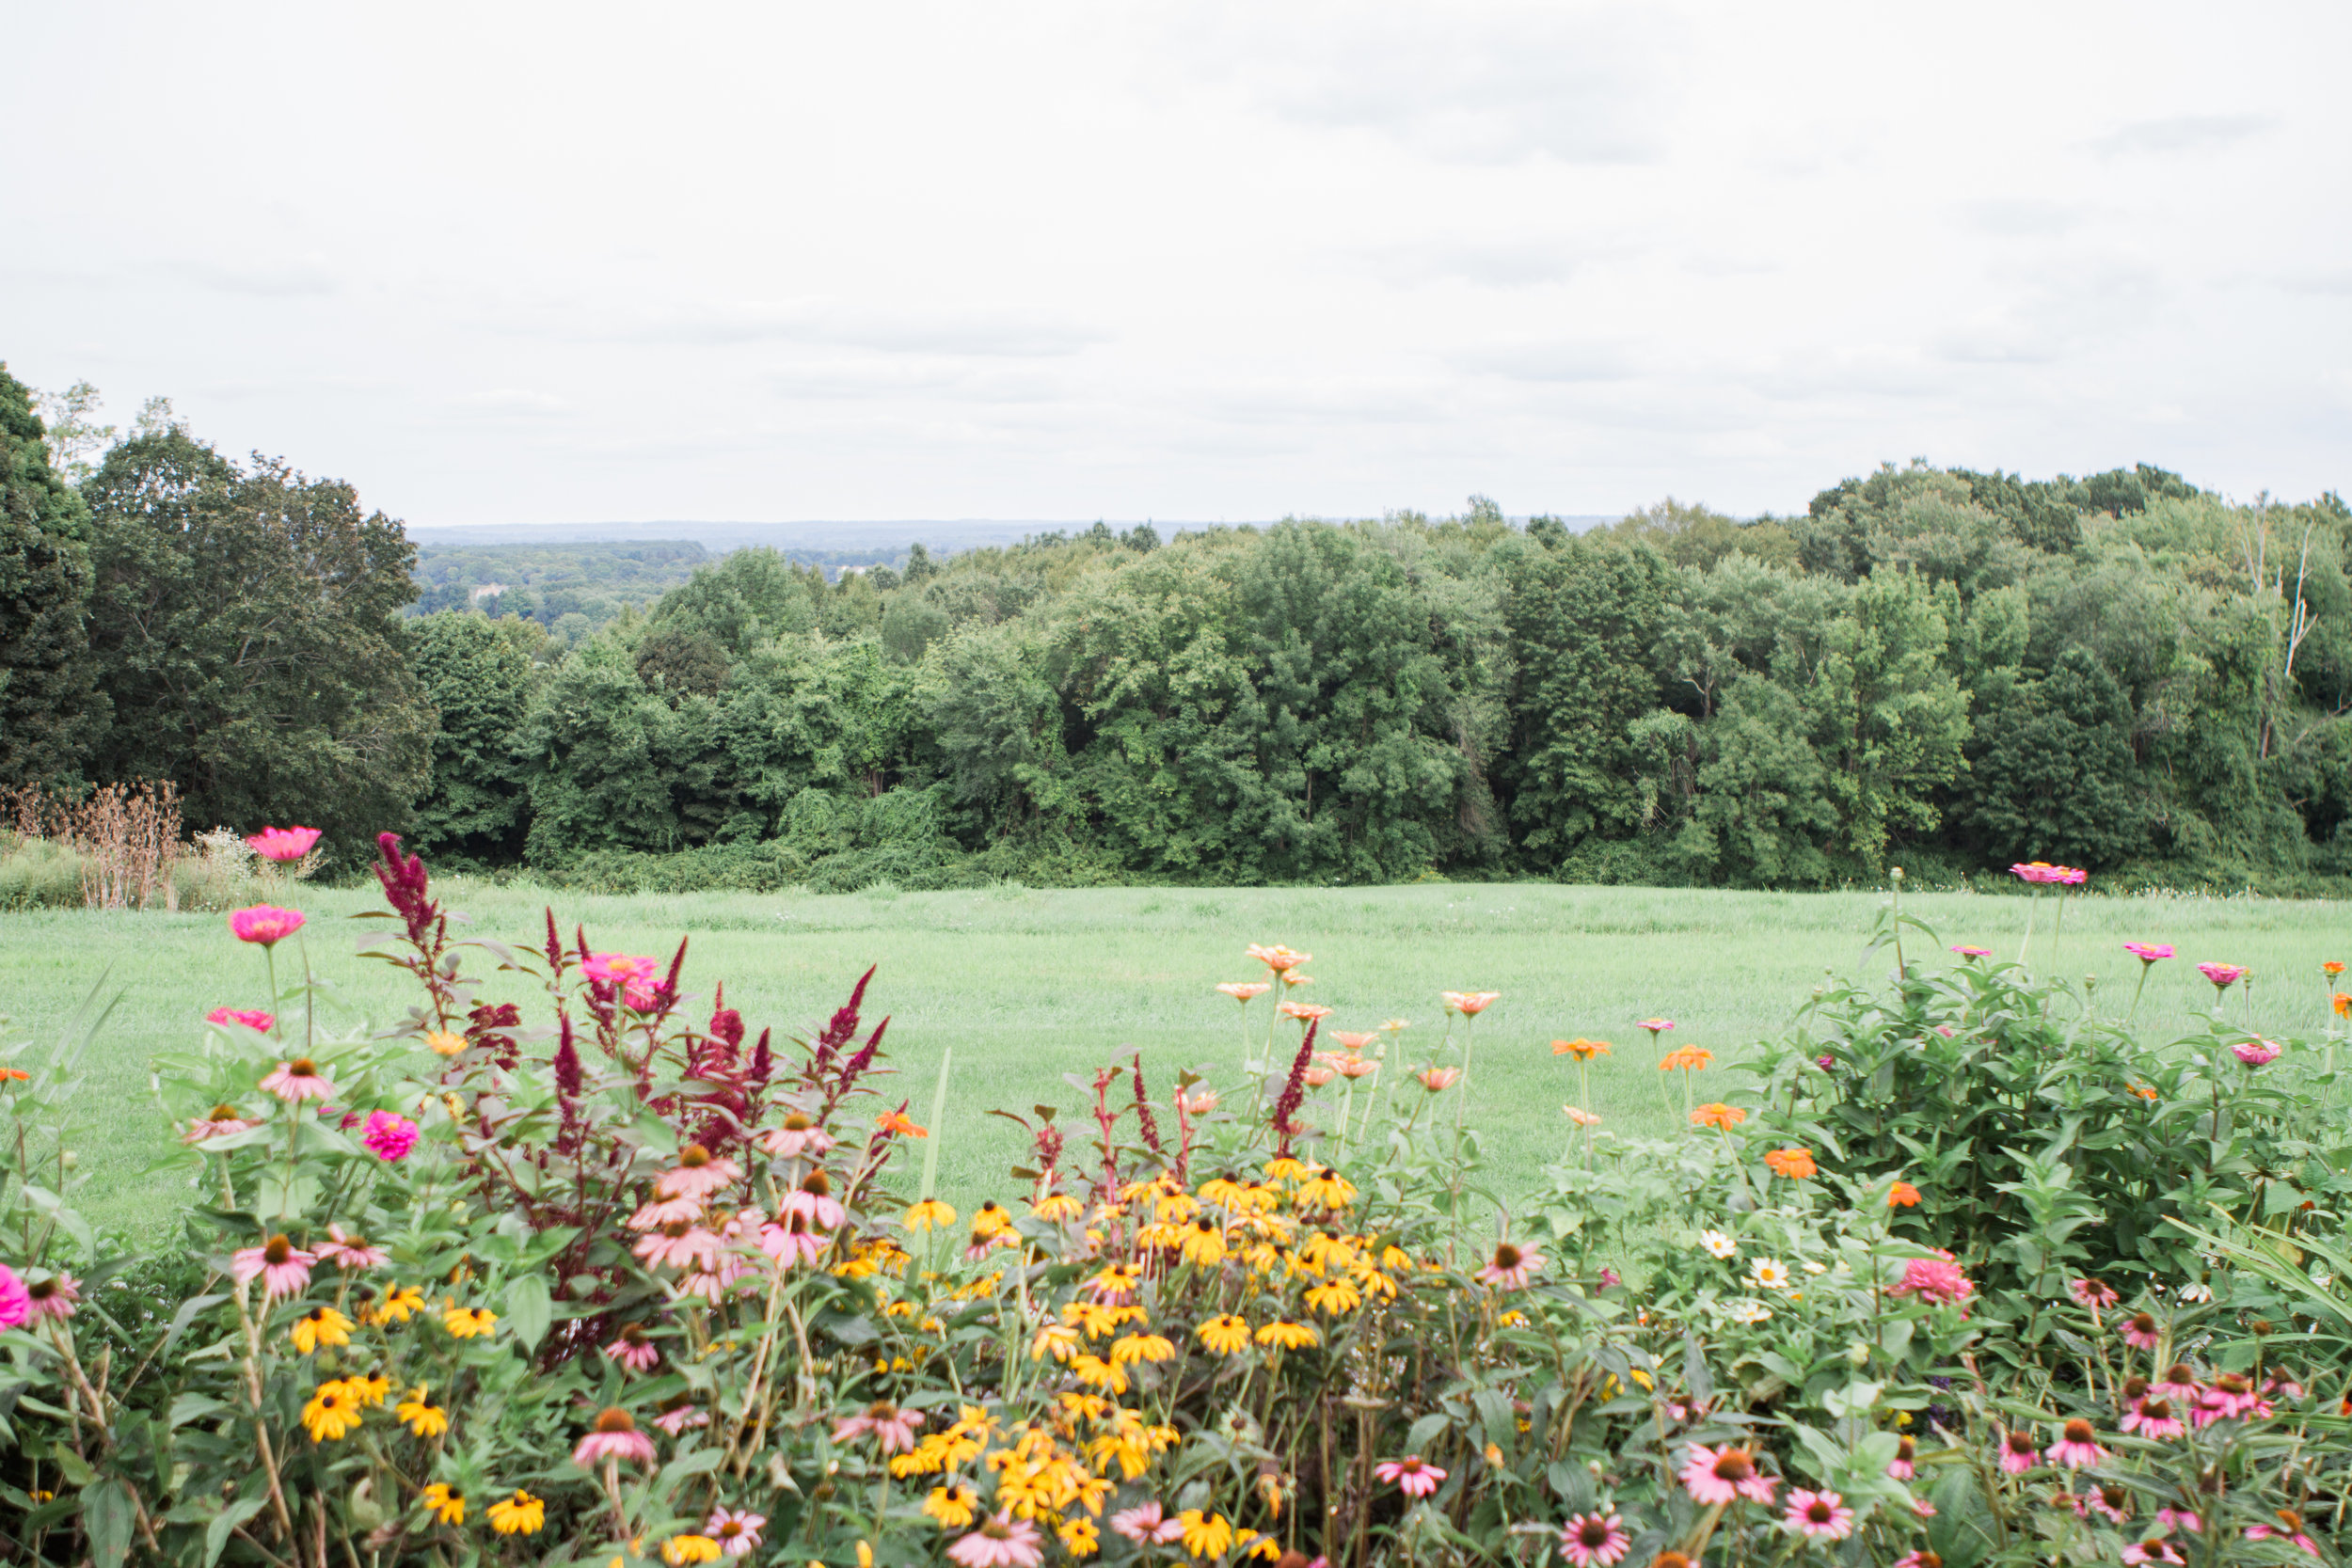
(2, 837, 2347, 1565)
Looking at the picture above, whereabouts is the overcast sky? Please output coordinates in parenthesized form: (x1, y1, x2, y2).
(7, 3, 2346, 531)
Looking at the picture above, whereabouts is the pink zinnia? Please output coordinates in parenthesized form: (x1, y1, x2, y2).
(313, 1223, 387, 1271)
(654, 1145, 740, 1200)
(246, 826, 322, 862)
(231, 1235, 316, 1301)
(260, 1057, 334, 1103)
(206, 1006, 275, 1032)
(1950, 945, 1993, 958)
(24, 1272, 78, 1323)
(2068, 1277, 2120, 1310)
(946, 1513, 1045, 1568)
(2196, 962, 2246, 990)
(706, 1509, 766, 1557)
(1680, 1444, 1776, 1505)
(228, 905, 306, 947)
(1108, 1502, 1187, 1544)
(633, 1224, 723, 1272)
(1783, 1489, 1854, 1540)
(2120, 1396, 2184, 1440)
(1375, 1455, 1446, 1497)
(0, 1266, 27, 1329)
(1636, 1018, 1676, 1035)
(1477, 1242, 1541, 1291)
(572, 1408, 659, 1468)
(832, 1402, 924, 1454)
(1889, 1255, 1975, 1307)
(606, 1323, 661, 1372)
(1559, 1513, 1630, 1567)
(2124, 942, 2173, 964)
(360, 1111, 419, 1161)
(2010, 863, 2061, 883)
(2046, 1418, 2107, 1467)
(2120, 1310, 2162, 1351)
(2233, 1038, 2280, 1068)
(1997, 1429, 2041, 1474)
(582, 952, 662, 1006)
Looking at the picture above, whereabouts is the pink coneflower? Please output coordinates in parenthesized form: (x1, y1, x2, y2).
(2120, 1396, 2185, 1440)
(2152, 1363, 2201, 1404)
(606, 1323, 660, 1372)
(832, 1401, 925, 1454)
(1477, 1242, 1541, 1291)
(946, 1513, 1045, 1568)
(1889, 1255, 1975, 1307)
(2196, 962, 2247, 990)
(1414, 1067, 1460, 1093)
(655, 1144, 740, 1201)
(629, 1194, 706, 1229)
(231, 1235, 316, 1301)
(1887, 1435, 1916, 1481)
(1783, 1489, 1854, 1541)
(2233, 1038, 2280, 1068)
(1375, 1455, 1446, 1498)
(1558, 1513, 1630, 1567)
(705, 1509, 766, 1557)
(2046, 1418, 2107, 1468)
(2155, 1508, 2201, 1535)
(229, 905, 306, 947)
(654, 1402, 709, 1435)
(246, 826, 322, 862)
(754, 1113, 834, 1161)
(2123, 942, 2173, 965)
(572, 1408, 658, 1468)
(677, 1257, 748, 1303)
(759, 1213, 828, 1267)
(2265, 1372, 2305, 1402)
(2122, 1543, 2187, 1565)
(260, 1057, 335, 1103)
(183, 1105, 256, 1144)
(632, 1223, 723, 1272)
(2247, 1512, 2321, 1556)
(2194, 1372, 2265, 1425)
(1893, 1554, 1945, 1568)
(1108, 1502, 1187, 1544)
(783, 1170, 845, 1229)
(1950, 945, 1993, 958)
(1680, 1444, 1777, 1505)
(206, 1007, 275, 1032)
(24, 1272, 79, 1323)
(2086, 1483, 2133, 1525)
(2068, 1277, 2120, 1310)
(360, 1111, 419, 1161)
(312, 1223, 387, 1271)
(1997, 1429, 2041, 1474)
(2120, 1310, 2162, 1350)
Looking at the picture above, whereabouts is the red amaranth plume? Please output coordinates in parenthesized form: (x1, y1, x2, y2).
(543, 907, 565, 974)
(1272, 1018, 1319, 1156)
(840, 1016, 890, 1085)
(812, 966, 876, 1070)
(553, 1015, 582, 1100)
(373, 832, 437, 943)
(708, 982, 744, 1051)
(1131, 1053, 1163, 1153)
(748, 1027, 772, 1086)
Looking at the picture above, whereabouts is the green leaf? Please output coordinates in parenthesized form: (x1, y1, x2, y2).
(84, 1478, 135, 1568)
(168, 1392, 230, 1429)
(205, 1497, 269, 1568)
(504, 1273, 553, 1352)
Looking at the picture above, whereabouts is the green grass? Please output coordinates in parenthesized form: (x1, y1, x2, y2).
(5, 879, 2345, 1239)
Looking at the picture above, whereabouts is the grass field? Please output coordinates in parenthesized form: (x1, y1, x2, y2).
(4, 878, 2345, 1239)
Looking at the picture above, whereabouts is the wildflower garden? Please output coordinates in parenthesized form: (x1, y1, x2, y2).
(4, 834, 2351, 1567)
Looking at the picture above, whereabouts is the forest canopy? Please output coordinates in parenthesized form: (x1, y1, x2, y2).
(8, 360, 2350, 894)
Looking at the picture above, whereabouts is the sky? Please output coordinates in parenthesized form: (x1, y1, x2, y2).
(6, 2, 2347, 531)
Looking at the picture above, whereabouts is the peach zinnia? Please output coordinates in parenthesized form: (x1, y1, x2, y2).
(1552, 1037, 1610, 1059)
(1440, 990, 1500, 1016)
(1216, 982, 1271, 1004)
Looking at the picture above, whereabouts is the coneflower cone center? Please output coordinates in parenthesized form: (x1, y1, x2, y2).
(593, 1408, 636, 1433)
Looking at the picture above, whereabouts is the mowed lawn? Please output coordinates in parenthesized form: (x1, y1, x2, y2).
(5, 878, 2346, 1238)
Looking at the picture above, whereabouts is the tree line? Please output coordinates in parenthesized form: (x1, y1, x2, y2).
(5, 361, 2348, 894)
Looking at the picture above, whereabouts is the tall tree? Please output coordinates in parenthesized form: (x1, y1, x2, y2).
(80, 429, 432, 851)
(0, 363, 103, 785)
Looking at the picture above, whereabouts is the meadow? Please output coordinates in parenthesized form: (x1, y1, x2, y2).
(4, 876, 2344, 1238)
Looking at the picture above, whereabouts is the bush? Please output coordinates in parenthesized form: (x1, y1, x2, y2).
(0, 832, 86, 909)
(1, 845, 2346, 1566)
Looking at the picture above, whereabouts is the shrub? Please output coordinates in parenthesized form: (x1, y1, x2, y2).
(0, 847, 2345, 1565)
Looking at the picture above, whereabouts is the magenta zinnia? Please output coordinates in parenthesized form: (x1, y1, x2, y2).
(206, 1006, 275, 1032)
(360, 1111, 419, 1161)
(246, 826, 322, 862)
(2124, 942, 2173, 964)
(2196, 961, 2247, 990)
(228, 905, 306, 946)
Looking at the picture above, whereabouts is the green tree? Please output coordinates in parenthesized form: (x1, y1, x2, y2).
(80, 429, 431, 850)
(408, 613, 544, 865)
(0, 364, 103, 785)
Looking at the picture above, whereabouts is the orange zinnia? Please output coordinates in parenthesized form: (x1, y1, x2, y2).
(875, 1109, 928, 1137)
(0, 1068, 27, 1083)
(1658, 1047, 1714, 1072)
(2126, 1083, 2159, 1101)
(1886, 1180, 1923, 1207)
(1690, 1102, 1746, 1130)
(1551, 1038, 1611, 1060)
(2334, 991, 2351, 1019)
(2327, 960, 2346, 977)
(1762, 1148, 1816, 1180)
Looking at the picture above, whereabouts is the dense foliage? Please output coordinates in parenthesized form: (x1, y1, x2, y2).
(7, 373, 2352, 891)
(4, 843, 2349, 1566)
